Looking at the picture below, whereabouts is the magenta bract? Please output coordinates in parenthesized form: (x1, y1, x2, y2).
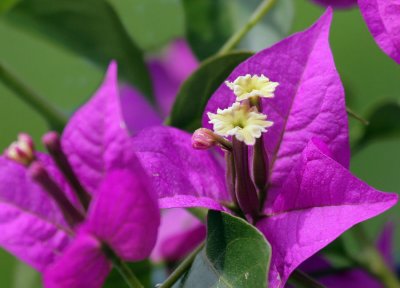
(0, 63, 160, 288)
(310, 0, 357, 8)
(130, 9, 398, 287)
(359, 0, 400, 64)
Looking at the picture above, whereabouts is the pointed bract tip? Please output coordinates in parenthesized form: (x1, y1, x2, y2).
(106, 60, 118, 82)
(320, 7, 333, 25)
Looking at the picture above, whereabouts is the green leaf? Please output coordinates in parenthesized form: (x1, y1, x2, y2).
(173, 211, 271, 288)
(13, 261, 41, 288)
(169, 51, 252, 131)
(0, 0, 19, 14)
(106, 0, 184, 51)
(355, 101, 400, 151)
(104, 260, 152, 288)
(5, 0, 153, 99)
(182, 0, 233, 60)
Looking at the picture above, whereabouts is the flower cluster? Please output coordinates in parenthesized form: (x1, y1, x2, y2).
(0, 6, 398, 288)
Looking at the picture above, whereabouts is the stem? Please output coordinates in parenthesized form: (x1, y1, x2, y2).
(103, 245, 143, 288)
(217, 0, 277, 55)
(349, 225, 400, 288)
(289, 270, 326, 288)
(346, 106, 369, 126)
(0, 61, 68, 131)
(159, 242, 205, 288)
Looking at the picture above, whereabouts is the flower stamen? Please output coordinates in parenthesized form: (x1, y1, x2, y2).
(207, 102, 273, 146)
(225, 74, 279, 101)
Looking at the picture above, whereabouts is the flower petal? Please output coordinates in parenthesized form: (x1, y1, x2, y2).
(310, 0, 357, 8)
(257, 139, 398, 287)
(359, 0, 400, 64)
(85, 169, 160, 261)
(148, 39, 198, 116)
(0, 155, 72, 271)
(131, 126, 229, 210)
(203, 9, 350, 190)
(119, 84, 162, 132)
(44, 233, 111, 288)
(151, 208, 205, 263)
(318, 270, 382, 288)
(377, 222, 395, 268)
(62, 62, 151, 195)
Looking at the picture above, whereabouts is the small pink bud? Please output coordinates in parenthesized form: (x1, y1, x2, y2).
(192, 128, 216, 150)
(4, 133, 35, 166)
(42, 131, 61, 152)
(28, 161, 47, 180)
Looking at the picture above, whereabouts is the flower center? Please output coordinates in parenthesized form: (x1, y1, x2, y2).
(207, 102, 273, 146)
(225, 74, 279, 101)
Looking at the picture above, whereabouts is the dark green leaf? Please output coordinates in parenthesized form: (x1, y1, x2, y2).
(107, 0, 184, 51)
(104, 260, 152, 288)
(182, 0, 232, 60)
(173, 211, 271, 288)
(169, 51, 252, 131)
(5, 0, 153, 99)
(0, 0, 19, 14)
(355, 101, 400, 151)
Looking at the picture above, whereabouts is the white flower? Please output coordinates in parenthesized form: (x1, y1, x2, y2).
(225, 74, 279, 101)
(207, 102, 273, 145)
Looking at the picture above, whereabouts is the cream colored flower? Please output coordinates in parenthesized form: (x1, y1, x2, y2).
(225, 74, 279, 101)
(207, 102, 273, 145)
(5, 134, 35, 165)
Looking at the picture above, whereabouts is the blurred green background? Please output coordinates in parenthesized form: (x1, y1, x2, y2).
(0, 0, 399, 286)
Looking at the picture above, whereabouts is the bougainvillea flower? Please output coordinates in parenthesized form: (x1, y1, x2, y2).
(44, 170, 159, 288)
(299, 223, 395, 287)
(358, 0, 400, 65)
(309, 0, 400, 64)
(310, 0, 357, 8)
(0, 63, 160, 287)
(130, 9, 398, 287)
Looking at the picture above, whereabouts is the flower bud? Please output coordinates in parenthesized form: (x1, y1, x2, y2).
(192, 128, 217, 150)
(42, 131, 61, 153)
(4, 133, 35, 166)
(192, 128, 232, 151)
